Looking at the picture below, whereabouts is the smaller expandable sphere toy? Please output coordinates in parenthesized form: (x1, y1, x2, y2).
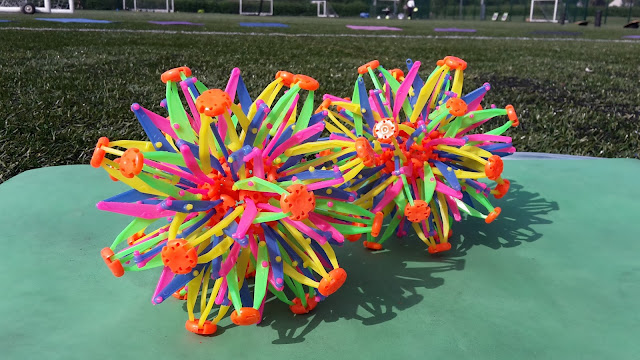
(92, 66, 377, 335)
(301, 56, 518, 253)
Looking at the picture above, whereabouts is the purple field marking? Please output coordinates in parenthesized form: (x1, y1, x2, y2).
(148, 21, 204, 26)
(35, 18, 113, 24)
(239, 22, 289, 28)
(434, 28, 477, 33)
(622, 35, 640, 39)
(346, 25, 402, 31)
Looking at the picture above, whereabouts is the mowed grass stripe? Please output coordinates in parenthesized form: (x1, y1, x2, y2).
(2, 26, 640, 44)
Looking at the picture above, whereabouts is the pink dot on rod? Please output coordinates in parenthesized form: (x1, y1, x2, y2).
(261, 261, 268, 268)
(173, 124, 180, 129)
(266, 124, 273, 129)
(179, 190, 185, 196)
(248, 181, 254, 187)
(327, 201, 334, 207)
(155, 296, 162, 303)
(469, 114, 475, 118)
(276, 278, 283, 284)
(291, 176, 298, 182)
(430, 177, 435, 181)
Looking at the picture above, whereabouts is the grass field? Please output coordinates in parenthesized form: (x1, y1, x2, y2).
(1, 11, 639, 182)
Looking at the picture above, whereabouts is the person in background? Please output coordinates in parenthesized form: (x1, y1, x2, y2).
(406, 0, 416, 19)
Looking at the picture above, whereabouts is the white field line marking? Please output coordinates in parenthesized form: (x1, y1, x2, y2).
(1, 26, 640, 44)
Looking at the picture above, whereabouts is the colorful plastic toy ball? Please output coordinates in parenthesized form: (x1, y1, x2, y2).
(300, 56, 518, 254)
(91, 67, 376, 335)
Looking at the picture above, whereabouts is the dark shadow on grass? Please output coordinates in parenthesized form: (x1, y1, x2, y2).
(259, 180, 558, 344)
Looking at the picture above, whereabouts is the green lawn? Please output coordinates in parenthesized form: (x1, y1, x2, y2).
(1, 11, 639, 182)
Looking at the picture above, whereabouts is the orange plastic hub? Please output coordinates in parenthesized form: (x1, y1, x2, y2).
(494, 179, 511, 199)
(485, 207, 502, 224)
(293, 74, 320, 91)
(363, 241, 383, 251)
(91, 137, 110, 168)
(100, 247, 124, 277)
(161, 66, 192, 84)
(389, 68, 405, 80)
(437, 56, 467, 70)
(289, 294, 318, 315)
(484, 155, 504, 180)
(505, 104, 519, 126)
(315, 98, 332, 114)
(355, 137, 375, 166)
(318, 268, 347, 296)
(127, 230, 146, 246)
(427, 242, 452, 254)
(196, 89, 232, 117)
(371, 211, 384, 237)
(118, 148, 144, 178)
(276, 71, 295, 87)
(405, 200, 431, 223)
(280, 184, 315, 221)
(185, 319, 217, 335)
(172, 287, 188, 300)
(230, 307, 261, 326)
(446, 98, 468, 117)
(373, 118, 399, 143)
(161, 239, 198, 274)
(347, 222, 366, 242)
(358, 60, 380, 74)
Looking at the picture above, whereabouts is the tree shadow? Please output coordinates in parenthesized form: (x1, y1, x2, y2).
(259, 180, 559, 344)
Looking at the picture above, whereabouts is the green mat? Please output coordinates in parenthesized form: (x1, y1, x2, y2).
(1, 160, 639, 359)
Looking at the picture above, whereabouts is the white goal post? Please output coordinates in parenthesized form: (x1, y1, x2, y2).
(124, 0, 174, 12)
(528, 0, 559, 22)
(311, 1, 338, 17)
(0, 0, 74, 13)
(239, 0, 273, 16)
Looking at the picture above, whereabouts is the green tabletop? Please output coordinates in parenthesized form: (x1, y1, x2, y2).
(1, 159, 639, 359)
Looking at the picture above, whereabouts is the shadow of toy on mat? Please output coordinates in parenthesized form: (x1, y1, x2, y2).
(259, 180, 559, 344)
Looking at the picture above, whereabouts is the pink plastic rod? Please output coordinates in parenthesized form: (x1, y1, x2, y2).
(445, 195, 462, 221)
(264, 94, 299, 156)
(180, 80, 201, 132)
(372, 179, 403, 213)
(268, 122, 325, 162)
(139, 106, 178, 139)
(464, 134, 512, 143)
(151, 266, 174, 304)
(393, 61, 421, 120)
(435, 181, 463, 199)
(179, 145, 216, 185)
(143, 159, 203, 185)
(233, 198, 257, 240)
(424, 137, 467, 147)
(308, 213, 344, 244)
(96, 201, 175, 219)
